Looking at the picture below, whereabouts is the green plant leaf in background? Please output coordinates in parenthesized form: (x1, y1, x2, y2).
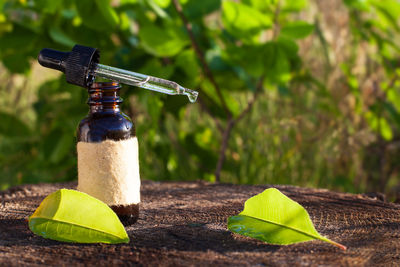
(282, 0, 308, 12)
(281, 21, 314, 39)
(0, 111, 31, 137)
(49, 27, 76, 47)
(29, 189, 129, 244)
(139, 24, 189, 57)
(181, 0, 221, 19)
(222, 0, 272, 42)
(153, 0, 171, 8)
(365, 111, 393, 141)
(227, 188, 346, 250)
(75, 0, 119, 31)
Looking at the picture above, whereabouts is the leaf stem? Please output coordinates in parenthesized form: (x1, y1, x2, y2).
(323, 237, 347, 250)
(272, 0, 281, 39)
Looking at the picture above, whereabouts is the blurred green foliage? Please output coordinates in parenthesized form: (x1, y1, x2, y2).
(0, 0, 400, 196)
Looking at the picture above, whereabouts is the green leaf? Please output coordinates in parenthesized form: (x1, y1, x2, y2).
(181, 0, 221, 19)
(365, 111, 393, 141)
(2, 53, 31, 73)
(281, 21, 314, 39)
(223, 45, 264, 77)
(343, 0, 368, 10)
(265, 45, 291, 84)
(222, 0, 272, 42)
(49, 27, 76, 47)
(29, 189, 129, 244)
(147, 0, 170, 18)
(243, 0, 274, 11)
(369, 0, 400, 31)
(200, 79, 241, 117)
(153, 0, 171, 8)
(387, 89, 400, 112)
(228, 188, 346, 249)
(96, 0, 120, 28)
(276, 37, 299, 58)
(75, 0, 119, 31)
(144, 93, 164, 126)
(34, 0, 64, 14)
(139, 24, 188, 57)
(0, 25, 36, 51)
(140, 58, 175, 79)
(0, 111, 31, 137)
(383, 102, 400, 127)
(49, 133, 74, 163)
(120, 0, 138, 4)
(176, 49, 200, 78)
(282, 0, 308, 12)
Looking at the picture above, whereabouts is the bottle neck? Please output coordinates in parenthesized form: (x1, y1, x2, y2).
(88, 81, 122, 114)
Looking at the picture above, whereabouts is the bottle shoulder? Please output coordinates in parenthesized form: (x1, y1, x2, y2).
(77, 112, 136, 142)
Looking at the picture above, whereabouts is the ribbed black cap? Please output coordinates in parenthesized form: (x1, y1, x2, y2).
(38, 44, 100, 88)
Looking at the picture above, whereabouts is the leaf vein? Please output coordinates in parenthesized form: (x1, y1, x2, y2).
(237, 214, 323, 241)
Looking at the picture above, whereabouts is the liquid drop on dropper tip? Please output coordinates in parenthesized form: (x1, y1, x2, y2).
(184, 88, 198, 103)
(189, 96, 196, 103)
(187, 92, 198, 103)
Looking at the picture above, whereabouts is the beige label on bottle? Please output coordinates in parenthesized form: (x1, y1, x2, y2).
(77, 137, 140, 206)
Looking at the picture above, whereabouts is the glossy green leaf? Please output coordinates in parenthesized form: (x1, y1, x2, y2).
(370, 0, 400, 31)
(139, 24, 188, 57)
(29, 189, 129, 244)
(120, 0, 138, 4)
(281, 21, 314, 39)
(228, 188, 346, 249)
(153, 0, 171, 8)
(343, 0, 369, 10)
(222, 0, 272, 42)
(282, 0, 308, 12)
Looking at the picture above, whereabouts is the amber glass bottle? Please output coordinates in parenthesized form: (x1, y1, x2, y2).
(77, 81, 140, 225)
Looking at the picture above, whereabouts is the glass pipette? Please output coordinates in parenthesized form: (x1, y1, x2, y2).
(93, 63, 198, 103)
(37, 44, 199, 103)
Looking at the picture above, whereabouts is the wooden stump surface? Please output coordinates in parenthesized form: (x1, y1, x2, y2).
(1, 181, 400, 266)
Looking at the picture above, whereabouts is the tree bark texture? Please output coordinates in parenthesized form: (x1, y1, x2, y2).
(1, 181, 399, 266)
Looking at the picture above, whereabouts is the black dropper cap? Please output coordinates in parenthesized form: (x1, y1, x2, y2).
(38, 44, 100, 88)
